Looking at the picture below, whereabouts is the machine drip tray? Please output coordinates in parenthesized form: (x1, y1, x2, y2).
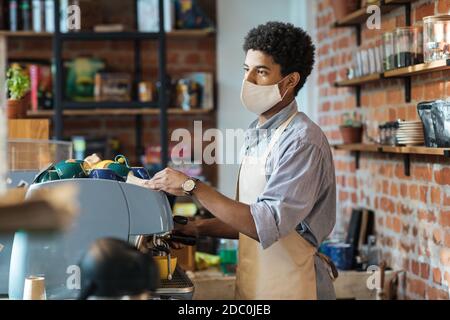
(155, 266, 194, 299)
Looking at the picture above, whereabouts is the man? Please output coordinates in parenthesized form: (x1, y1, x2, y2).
(147, 22, 337, 300)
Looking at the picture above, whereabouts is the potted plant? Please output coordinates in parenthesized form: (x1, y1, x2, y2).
(6, 65, 31, 119)
(340, 112, 363, 144)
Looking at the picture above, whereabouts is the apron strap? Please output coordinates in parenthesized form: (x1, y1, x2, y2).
(316, 252, 339, 281)
(262, 111, 299, 160)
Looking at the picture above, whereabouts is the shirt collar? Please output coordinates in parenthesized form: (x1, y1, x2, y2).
(250, 99, 298, 131)
(244, 100, 299, 151)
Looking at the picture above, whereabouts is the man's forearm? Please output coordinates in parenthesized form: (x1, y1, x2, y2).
(193, 182, 259, 241)
(195, 218, 239, 239)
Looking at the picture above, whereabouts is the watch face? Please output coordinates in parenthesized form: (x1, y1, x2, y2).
(183, 179, 196, 192)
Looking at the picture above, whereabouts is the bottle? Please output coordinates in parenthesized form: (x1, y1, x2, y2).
(218, 239, 238, 275)
(32, 0, 43, 32)
(20, 0, 31, 30)
(9, 0, 18, 31)
(367, 235, 380, 267)
(44, 0, 54, 32)
(59, 0, 67, 32)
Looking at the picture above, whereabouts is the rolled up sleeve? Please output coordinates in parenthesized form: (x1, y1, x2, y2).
(250, 141, 325, 249)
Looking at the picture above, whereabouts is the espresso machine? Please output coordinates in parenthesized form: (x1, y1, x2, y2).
(7, 178, 194, 300)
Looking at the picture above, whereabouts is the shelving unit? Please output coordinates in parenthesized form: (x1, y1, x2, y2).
(332, 0, 421, 107)
(1, 0, 218, 176)
(27, 108, 214, 117)
(333, 0, 414, 45)
(335, 73, 383, 87)
(0, 29, 215, 38)
(335, 59, 450, 106)
(333, 144, 450, 176)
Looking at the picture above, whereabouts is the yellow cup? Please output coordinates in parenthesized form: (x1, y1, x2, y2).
(153, 256, 177, 280)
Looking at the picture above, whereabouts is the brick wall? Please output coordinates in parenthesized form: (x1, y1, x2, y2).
(7, 0, 217, 183)
(315, 0, 450, 299)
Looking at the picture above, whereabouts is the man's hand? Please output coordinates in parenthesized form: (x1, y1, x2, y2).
(146, 167, 190, 196)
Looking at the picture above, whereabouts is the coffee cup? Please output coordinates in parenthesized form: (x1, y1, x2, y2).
(40, 170, 60, 183)
(106, 155, 131, 179)
(23, 276, 46, 300)
(54, 159, 87, 180)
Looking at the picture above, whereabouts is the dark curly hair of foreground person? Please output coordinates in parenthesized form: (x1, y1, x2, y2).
(243, 21, 316, 96)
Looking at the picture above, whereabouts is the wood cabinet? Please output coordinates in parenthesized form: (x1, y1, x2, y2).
(8, 119, 49, 140)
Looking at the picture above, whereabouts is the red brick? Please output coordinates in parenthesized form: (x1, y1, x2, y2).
(386, 89, 403, 105)
(432, 229, 442, 245)
(382, 180, 389, 194)
(437, 0, 450, 13)
(434, 168, 450, 185)
(409, 185, 419, 200)
(412, 166, 433, 181)
(411, 260, 420, 276)
(393, 217, 402, 233)
(426, 285, 449, 300)
(380, 197, 395, 213)
(400, 184, 408, 197)
(390, 183, 398, 197)
(419, 209, 437, 223)
(430, 187, 442, 205)
(420, 186, 428, 203)
(432, 268, 442, 285)
(440, 210, 450, 227)
(415, 3, 436, 22)
(445, 232, 450, 247)
(339, 191, 349, 202)
(420, 262, 430, 280)
(409, 278, 426, 298)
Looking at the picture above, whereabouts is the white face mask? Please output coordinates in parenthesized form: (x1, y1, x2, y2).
(240, 76, 290, 115)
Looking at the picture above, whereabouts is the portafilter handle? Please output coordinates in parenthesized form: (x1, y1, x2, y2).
(171, 216, 196, 246)
(173, 215, 189, 225)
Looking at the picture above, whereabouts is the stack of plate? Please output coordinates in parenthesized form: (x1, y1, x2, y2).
(395, 121, 425, 146)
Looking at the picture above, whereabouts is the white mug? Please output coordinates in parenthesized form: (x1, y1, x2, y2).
(23, 276, 47, 300)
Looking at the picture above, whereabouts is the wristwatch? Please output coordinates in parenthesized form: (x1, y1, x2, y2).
(181, 177, 199, 196)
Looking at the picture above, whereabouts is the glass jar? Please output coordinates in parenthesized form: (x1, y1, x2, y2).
(382, 32, 396, 71)
(394, 26, 424, 68)
(218, 239, 238, 275)
(423, 15, 450, 63)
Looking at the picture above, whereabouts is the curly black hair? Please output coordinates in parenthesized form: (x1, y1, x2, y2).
(243, 21, 316, 96)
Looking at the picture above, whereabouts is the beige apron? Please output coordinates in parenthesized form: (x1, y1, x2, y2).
(235, 112, 318, 300)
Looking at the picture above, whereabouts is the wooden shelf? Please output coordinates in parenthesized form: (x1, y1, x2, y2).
(333, 143, 381, 152)
(0, 31, 53, 37)
(27, 108, 214, 117)
(0, 29, 215, 39)
(334, 144, 450, 156)
(384, 59, 450, 78)
(335, 73, 382, 87)
(333, 143, 450, 176)
(333, 0, 413, 27)
(336, 60, 450, 87)
(167, 29, 216, 37)
(335, 59, 450, 106)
